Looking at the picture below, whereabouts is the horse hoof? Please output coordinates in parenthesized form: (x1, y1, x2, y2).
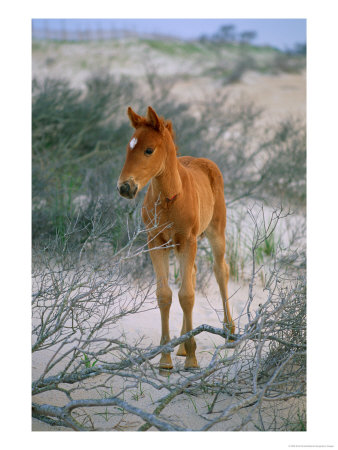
(184, 357, 199, 370)
(159, 363, 173, 370)
(160, 353, 173, 370)
(159, 357, 173, 370)
(184, 366, 200, 372)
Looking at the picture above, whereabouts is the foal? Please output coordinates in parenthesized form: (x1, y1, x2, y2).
(117, 106, 234, 369)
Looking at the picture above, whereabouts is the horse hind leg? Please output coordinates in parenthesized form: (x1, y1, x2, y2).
(176, 316, 187, 356)
(206, 227, 235, 337)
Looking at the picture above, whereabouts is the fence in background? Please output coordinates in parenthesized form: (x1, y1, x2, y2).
(32, 21, 156, 41)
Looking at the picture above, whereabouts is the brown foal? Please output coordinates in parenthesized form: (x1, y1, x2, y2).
(117, 106, 234, 369)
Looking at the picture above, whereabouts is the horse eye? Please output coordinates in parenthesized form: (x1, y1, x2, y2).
(144, 148, 154, 156)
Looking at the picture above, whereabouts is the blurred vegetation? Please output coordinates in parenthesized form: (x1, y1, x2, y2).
(197, 24, 305, 78)
(32, 75, 134, 247)
(141, 39, 205, 56)
(32, 71, 305, 254)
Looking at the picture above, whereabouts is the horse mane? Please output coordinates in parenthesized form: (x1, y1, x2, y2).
(164, 119, 179, 156)
(144, 115, 179, 156)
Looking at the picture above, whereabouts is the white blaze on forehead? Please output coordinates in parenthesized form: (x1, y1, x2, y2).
(129, 137, 137, 149)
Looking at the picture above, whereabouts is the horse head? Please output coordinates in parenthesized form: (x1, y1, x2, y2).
(117, 106, 176, 199)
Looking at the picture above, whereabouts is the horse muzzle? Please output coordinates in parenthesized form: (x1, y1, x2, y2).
(117, 179, 138, 199)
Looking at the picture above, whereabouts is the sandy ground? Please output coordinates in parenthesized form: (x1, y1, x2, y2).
(32, 273, 267, 431)
(32, 41, 306, 431)
(170, 70, 306, 125)
(32, 204, 305, 431)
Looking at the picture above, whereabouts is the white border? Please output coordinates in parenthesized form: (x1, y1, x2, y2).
(2, 1, 337, 448)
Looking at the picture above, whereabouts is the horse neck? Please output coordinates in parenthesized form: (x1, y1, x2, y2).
(151, 137, 182, 201)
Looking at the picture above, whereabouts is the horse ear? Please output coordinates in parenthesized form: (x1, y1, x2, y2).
(146, 106, 164, 132)
(127, 107, 143, 129)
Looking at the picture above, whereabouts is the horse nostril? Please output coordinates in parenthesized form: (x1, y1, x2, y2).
(119, 182, 130, 196)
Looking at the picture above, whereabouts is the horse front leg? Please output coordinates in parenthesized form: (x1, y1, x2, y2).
(148, 239, 173, 369)
(176, 262, 196, 357)
(177, 238, 198, 369)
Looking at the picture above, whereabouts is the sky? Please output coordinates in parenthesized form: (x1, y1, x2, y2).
(32, 18, 306, 50)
